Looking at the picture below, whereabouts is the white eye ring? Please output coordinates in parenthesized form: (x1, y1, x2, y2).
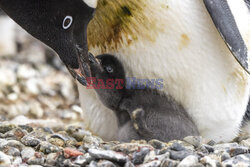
(62, 16, 73, 30)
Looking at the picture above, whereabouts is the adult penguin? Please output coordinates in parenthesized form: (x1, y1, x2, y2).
(0, 0, 249, 142)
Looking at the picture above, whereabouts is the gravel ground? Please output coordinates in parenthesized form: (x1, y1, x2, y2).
(0, 17, 250, 167)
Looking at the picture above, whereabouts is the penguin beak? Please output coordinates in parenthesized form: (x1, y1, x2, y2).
(66, 45, 91, 86)
(88, 52, 103, 72)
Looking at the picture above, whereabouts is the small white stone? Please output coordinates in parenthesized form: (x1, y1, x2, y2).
(178, 155, 198, 167)
(17, 64, 37, 79)
(7, 93, 18, 101)
(21, 147, 35, 160)
(0, 67, 17, 86)
(29, 102, 44, 119)
(200, 156, 217, 167)
(25, 78, 41, 95)
(0, 151, 11, 167)
(12, 156, 22, 166)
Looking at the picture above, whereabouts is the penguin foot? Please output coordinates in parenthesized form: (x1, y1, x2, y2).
(131, 108, 152, 136)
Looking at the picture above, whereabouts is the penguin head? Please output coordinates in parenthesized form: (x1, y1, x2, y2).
(89, 53, 126, 110)
(92, 54, 126, 80)
(0, 0, 98, 85)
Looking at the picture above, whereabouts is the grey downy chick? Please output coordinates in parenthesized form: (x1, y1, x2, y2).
(88, 53, 199, 142)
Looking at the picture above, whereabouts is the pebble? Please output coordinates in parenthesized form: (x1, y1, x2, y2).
(64, 148, 84, 158)
(0, 151, 11, 167)
(0, 124, 16, 134)
(240, 138, 250, 147)
(170, 142, 186, 151)
(12, 156, 22, 165)
(200, 156, 217, 167)
(132, 147, 151, 164)
(178, 155, 199, 167)
(148, 139, 166, 150)
(45, 153, 59, 166)
(74, 153, 93, 166)
(88, 148, 128, 164)
(27, 152, 45, 165)
(38, 141, 61, 154)
(66, 126, 90, 142)
(21, 147, 35, 160)
(3, 146, 20, 156)
(21, 135, 41, 147)
(161, 159, 179, 167)
(5, 140, 25, 151)
(169, 150, 195, 161)
(183, 136, 202, 148)
(222, 154, 250, 167)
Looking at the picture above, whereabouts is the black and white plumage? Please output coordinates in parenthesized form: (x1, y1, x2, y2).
(204, 0, 250, 74)
(79, 0, 250, 142)
(0, 0, 96, 85)
(89, 54, 199, 142)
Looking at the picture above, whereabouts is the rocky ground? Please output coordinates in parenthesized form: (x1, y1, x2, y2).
(0, 16, 250, 167)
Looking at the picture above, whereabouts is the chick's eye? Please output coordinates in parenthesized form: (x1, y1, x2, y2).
(106, 66, 113, 73)
(62, 16, 73, 29)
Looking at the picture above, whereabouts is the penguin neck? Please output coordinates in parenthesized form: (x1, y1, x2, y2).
(87, 0, 164, 53)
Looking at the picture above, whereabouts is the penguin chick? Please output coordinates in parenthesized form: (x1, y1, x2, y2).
(88, 53, 199, 142)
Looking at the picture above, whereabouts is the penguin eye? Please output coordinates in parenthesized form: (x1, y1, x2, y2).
(62, 16, 73, 30)
(106, 66, 114, 73)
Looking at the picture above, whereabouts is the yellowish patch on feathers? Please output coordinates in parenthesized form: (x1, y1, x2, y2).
(87, 0, 164, 52)
(231, 68, 248, 100)
(179, 34, 190, 50)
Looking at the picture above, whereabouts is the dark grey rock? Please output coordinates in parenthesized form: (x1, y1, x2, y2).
(21, 135, 41, 147)
(18, 125, 34, 133)
(203, 144, 214, 153)
(229, 146, 249, 157)
(170, 142, 186, 151)
(169, 150, 195, 160)
(221, 152, 231, 161)
(207, 140, 217, 146)
(0, 124, 16, 134)
(132, 147, 150, 165)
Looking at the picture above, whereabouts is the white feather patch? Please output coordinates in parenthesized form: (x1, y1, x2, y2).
(83, 0, 98, 8)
